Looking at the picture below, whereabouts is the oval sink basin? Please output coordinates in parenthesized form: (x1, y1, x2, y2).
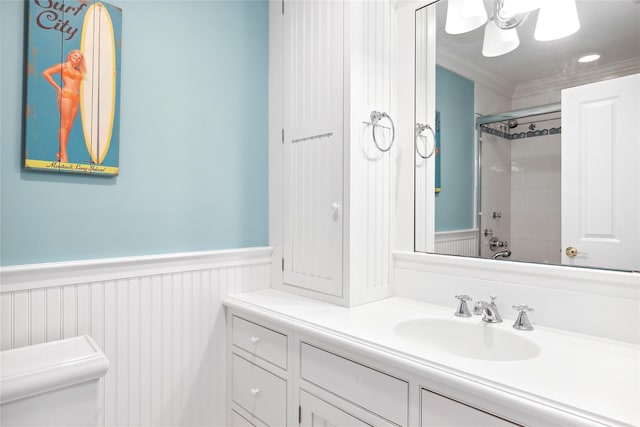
(393, 318, 540, 361)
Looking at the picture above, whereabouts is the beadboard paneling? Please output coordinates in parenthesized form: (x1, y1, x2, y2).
(434, 230, 479, 257)
(290, 134, 335, 281)
(348, 0, 393, 305)
(283, 0, 344, 297)
(0, 248, 272, 427)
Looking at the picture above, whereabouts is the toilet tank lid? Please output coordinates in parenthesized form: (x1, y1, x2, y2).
(0, 335, 110, 404)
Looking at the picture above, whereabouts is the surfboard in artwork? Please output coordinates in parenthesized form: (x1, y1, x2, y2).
(80, 3, 117, 166)
(24, 0, 122, 176)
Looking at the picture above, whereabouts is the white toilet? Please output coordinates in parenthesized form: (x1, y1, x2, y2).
(0, 336, 109, 426)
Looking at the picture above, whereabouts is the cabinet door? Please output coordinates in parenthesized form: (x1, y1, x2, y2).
(300, 390, 370, 427)
(421, 389, 519, 427)
(282, 0, 344, 296)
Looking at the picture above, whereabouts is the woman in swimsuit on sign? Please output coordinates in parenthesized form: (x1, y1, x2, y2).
(42, 50, 86, 163)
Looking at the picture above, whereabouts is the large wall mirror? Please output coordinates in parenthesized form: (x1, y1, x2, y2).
(414, 0, 640, 272)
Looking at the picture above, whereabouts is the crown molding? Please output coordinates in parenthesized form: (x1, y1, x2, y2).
(512, 57, 640, 102)
(438, 49, 640, 107)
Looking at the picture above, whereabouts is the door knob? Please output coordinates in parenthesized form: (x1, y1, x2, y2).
(565, 247, 587, 257)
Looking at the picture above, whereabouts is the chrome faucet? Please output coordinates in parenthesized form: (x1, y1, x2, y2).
(492, 250, 511, 259)
(473, 295, 503, 323)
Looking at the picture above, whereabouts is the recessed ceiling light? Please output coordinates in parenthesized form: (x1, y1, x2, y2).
(578, 53, 601, 63)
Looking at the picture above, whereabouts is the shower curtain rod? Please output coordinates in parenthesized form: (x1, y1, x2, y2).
(476, 102, 561, 126)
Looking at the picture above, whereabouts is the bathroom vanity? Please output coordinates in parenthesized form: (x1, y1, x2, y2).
(259, 0, 640, 425)
(225, 289, 639, 427)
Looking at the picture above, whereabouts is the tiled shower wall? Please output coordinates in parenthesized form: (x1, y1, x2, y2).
(510, 119, 562, 264)
(0, 248, 271, 427)
(480, 132, 512, 259)
(480, 117, 561, 263)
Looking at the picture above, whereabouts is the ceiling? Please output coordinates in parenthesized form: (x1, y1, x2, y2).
(435, 0, 640, 89)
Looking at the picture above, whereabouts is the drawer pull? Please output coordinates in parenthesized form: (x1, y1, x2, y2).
(249, 336, 261, 344)
(250, 388, 260, 396)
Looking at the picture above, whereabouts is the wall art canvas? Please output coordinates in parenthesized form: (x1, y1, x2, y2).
(25, 0, 122, 176)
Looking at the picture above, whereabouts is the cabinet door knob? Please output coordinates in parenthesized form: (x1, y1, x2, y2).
(331, 203, 341, 220)
(250, 388, 260, 396)
(249, 336, 260, 344)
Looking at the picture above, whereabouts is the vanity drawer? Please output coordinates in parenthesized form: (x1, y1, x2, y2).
(300, 342, 409, 426)
(232, 316, 287, 369)
(232, 354, 287, 427)
(421, 389, 520, 426)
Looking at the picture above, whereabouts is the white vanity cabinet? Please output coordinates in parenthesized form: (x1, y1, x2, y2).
(227, 308, 523, 427)
(226, 291, 639, 427)
(227, 309, 410, 427)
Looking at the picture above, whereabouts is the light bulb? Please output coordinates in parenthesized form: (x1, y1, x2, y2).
(534, 0, 580, 41)
(482, 19, 520, 57)
(445, 0, 488, 35)
(578, 53, 601, 63)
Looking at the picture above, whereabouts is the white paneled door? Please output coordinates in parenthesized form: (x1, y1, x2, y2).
(283, 0, 344, 296)
(561, 73, 640, 271)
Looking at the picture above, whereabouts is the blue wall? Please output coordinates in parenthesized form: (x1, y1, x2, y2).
(0, 0, 269, 266)
(435, 65, 475, 232)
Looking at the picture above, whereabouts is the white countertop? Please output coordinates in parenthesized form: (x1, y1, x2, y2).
(224, 289, 640, 427)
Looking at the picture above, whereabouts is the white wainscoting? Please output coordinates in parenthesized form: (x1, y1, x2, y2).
(434, 229, 479, 257)
(0, 247, 272, 427)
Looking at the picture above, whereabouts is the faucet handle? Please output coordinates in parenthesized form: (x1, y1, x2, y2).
(454, 295, 472, 317)
(490, 295, 498, 304)
(512, 305, 534, 331)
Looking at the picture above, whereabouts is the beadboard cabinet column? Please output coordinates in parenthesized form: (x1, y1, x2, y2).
(282, 0, 345, 298)
(270, 0, 395, 306)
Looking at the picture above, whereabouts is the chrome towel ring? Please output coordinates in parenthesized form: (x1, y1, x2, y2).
(415, 122, 436, 159)
(370, 111, 396, 152)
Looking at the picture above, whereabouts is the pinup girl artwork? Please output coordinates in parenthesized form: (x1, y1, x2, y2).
(42, 50, 86, 164)
(24, 0, 122, 176)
